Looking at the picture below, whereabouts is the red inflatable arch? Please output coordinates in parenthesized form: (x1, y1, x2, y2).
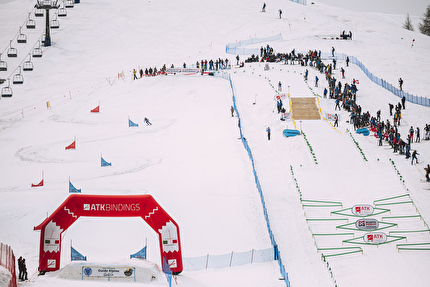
(34, 194, 183, 274)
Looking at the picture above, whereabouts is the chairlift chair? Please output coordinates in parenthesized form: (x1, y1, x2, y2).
(58, 7, 67, 17)
(26, 13, 36, 29)
(65, 0, 74, 8)
(35, 8, 44, 17)
(1, 79, 13, 97)
(23, 54, 34, 71)
(17, 27, 27, 44)
(0, 54, 7, 71)
(33, 42, 43, 58)
(50, 17, 60, 29)
(13, 66, 24, 84)
(7, 41, 18, 58)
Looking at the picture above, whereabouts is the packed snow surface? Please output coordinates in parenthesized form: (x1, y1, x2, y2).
(0, 0, 429, 286)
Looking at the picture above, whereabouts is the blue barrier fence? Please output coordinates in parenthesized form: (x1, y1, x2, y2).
(322, 52, 430, 107)
(290, 0, 307, 5)
(222, 71, 291, 286)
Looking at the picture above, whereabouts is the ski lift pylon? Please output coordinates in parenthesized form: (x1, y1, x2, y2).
(26, 13, 36, 29)
(23, 54, 34, 71)
(1, 79, 13, 97)
(0, 54, 7, 71)
(7, 40, 18, 58)
(13, 66, 24, 84)
(17, 27, 27, 44)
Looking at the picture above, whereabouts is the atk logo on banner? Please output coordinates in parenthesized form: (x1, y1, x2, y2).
(363, 232, 387, 244)
(83, 203, 141, 212)
(351, 204, 374, 216)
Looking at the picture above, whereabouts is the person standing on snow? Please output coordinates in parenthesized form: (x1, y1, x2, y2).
(389, 103, 394, 116)
(266, 127, 271, 140)
(315, 76, 319, 87)
(133, 69, 138, 80)
(278, 81, 282, 91)
(332, 46, 335, 57)
(21, 258, 28, 281)
(425, 164, 430, 182)
(346, 56, 349, 67)
(411, 150, 419, 165)
(399, 78, 404, 91)
(262, 2, 266, 12)
(18, 256, 23, 280)
(416, 127, 420, 142)
(230, 106, 234, 117)
(278, 9, 282, 19)
(334, 114, 339, 127)
(402, 95, 406, 109)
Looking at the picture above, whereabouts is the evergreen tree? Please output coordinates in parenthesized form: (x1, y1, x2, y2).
(419, 5, 430, 36)
(403, 13, 414, 31)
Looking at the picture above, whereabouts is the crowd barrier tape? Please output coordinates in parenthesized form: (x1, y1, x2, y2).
(183, 248, 275, 271)
(0, 243, 17, 287)
(224, 72, 290, 286)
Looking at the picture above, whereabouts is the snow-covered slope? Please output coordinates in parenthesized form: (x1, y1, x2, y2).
(0, 0, 429, 286)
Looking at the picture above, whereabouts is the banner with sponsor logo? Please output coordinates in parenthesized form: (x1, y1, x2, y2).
(82, 266, 135, 280)
(34, 194, 183, 274)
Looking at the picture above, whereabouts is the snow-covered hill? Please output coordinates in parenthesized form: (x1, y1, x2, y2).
(0, 0, 429, 286)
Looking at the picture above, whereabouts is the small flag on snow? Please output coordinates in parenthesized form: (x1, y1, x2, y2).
(101, 156, 111, 166)
(71, 246, 87, 261)
(130, 246, 147, 259)
(91, 106, 100, 113)
(31, 179, 44, 187)
(65, 140, 76, 150)
(129, 119, 138, 127)
(69, 180, 81, 193)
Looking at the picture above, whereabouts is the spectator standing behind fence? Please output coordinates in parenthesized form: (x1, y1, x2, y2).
(18, 256, 23, 280)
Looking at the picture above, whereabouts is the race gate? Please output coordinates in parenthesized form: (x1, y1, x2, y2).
(34, 194, 183, 274)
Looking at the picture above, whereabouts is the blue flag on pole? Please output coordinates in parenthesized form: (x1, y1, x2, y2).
(130, 246, 147, 259)
(101, 156, 112, 166)
(129, 119, 138, 127)
(69, 181, 81, 193)
(71, 246, 87, 261)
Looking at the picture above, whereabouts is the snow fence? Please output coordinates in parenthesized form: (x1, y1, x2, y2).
(0, 243, 16, 287)
(184, 248, 274, 271)
(216, 71, 291, 286)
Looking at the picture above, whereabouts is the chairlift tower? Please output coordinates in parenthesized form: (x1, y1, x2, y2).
(35, 0, 60, 47)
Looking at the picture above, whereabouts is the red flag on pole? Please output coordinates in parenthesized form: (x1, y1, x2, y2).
(31, 179, 44, 187)
(90, 106, 99, 113)
(65, 141, 76, 150)
(32, 171, 44, 187)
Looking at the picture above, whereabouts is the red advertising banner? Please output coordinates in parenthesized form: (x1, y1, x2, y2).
(34, 194, 183, 274)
